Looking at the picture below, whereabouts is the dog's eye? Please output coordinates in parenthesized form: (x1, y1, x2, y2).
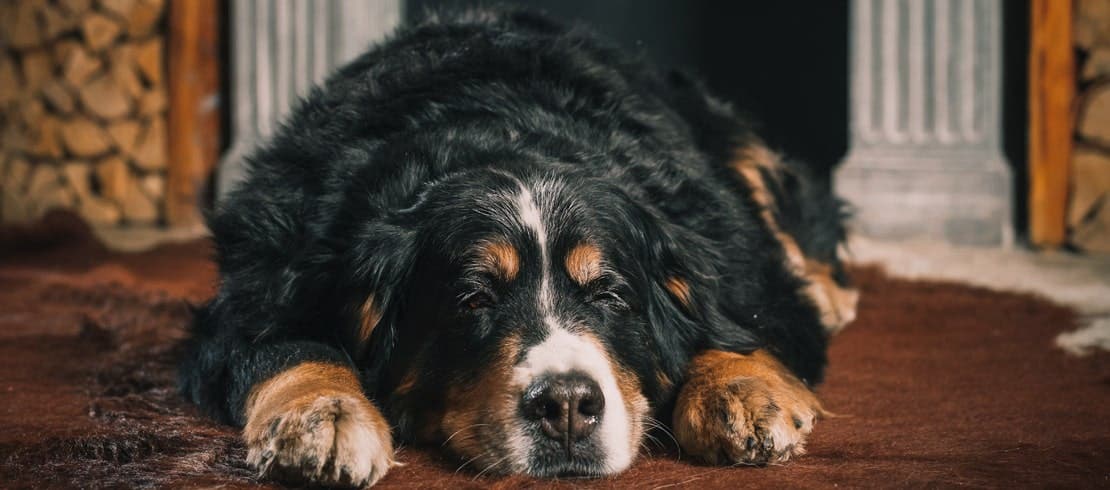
(590, 290, 628, 310)
(464, 292, 495, 311)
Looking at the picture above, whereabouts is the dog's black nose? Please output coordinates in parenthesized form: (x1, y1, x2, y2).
(522, 373, 605, 448)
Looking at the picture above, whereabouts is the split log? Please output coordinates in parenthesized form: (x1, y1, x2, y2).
(21, 49, 54, 96)
(138, 90, 166, 115)
(59, 0, 93, 17)
(0, 55, 19, 105)
(27, 165, 62, 200)
(61, 117, 113, 156)
(77, 195, 122, 225)
(26, 116, 64, 159)
(134, 38, 162, 85)
(63, 47, 103, 87)
(18, 98, 46, 128)
(95, 155, 129, 202)
(98, 0, 138, 20)
(1083, 49, 1110, 82)
(121, 175, 159, 224)
(1069, 148, 1110, 226)
(1073, 199, 1110, 254)
(1079, 84, 1110, 148)
(52, 39, 82, 67)
(125, 0, 165, 38)
(139, 173, 164, 200)
(41, 4, 78, 41)
(5, 159, 32, 191)
(106, 120, 141, 154)
(132, 116, 166, 170)
(79, 74, 133, 119)
(1076, 0, 1110, 49)
(42, 80, 77, 114)
(109, 48, 144, 99)
(82, 12, 124, 51)
(62, 161, 94, 202)
(6, 2, 42, 50)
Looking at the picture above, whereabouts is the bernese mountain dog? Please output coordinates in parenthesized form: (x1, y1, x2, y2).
(180, 7, 858, 487)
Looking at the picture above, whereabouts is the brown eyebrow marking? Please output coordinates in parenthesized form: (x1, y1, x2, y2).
(476, 240, 520, 281)
(565, 242, 604, 285)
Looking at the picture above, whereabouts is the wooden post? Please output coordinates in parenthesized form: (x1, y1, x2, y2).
(167, 0, 221, 228)
(1028, 0, 1075, 248)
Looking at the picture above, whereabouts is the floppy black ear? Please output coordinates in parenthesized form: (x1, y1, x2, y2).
(330, 215, 421, 380)
(617, 195, 763, 378)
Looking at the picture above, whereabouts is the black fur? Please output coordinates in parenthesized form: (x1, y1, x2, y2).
(179, 6, 847, 474)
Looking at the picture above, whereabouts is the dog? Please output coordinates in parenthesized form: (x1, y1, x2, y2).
(180, 8, 858, 487)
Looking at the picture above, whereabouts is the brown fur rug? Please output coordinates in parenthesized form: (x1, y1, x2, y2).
(1, 212, 1108, 489)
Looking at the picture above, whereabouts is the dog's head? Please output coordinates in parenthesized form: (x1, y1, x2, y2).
(320, 161, 734, 477)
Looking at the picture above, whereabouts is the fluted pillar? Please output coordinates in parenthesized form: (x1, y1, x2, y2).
(835, 0, 1013, 246)
(218, 0, 401, 198)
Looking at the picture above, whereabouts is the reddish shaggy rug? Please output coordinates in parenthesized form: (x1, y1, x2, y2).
(1, 212, 1107, 488)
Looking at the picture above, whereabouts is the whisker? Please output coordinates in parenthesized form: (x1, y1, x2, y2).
(443, 424, 490, 447)
(644, 416, 682, 459)
(454, 451, 489, 475)
(473, 455, 511, 480)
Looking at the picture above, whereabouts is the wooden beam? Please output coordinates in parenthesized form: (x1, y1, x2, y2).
(1028, 0, 1075, 248)
(167, 0, 221, 228)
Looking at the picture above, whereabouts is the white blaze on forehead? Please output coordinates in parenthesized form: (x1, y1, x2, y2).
(508, 180, 634, 475)
(513, 182, 554, 314)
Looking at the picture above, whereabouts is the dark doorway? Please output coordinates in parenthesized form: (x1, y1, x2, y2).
(405, 0, 850, 181)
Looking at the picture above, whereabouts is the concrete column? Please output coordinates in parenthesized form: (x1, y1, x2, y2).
(218, 0, 401, 198)
(835, 0, 1013, 246)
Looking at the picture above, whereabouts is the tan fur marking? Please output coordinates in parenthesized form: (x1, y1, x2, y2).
(673, 350, 823, 465)
(665, 276, 693, 309)
(440, 333, 521, 470)
(565, 242, 604, 285)
(730, 144, 856, 334)
(477, 240, 520, 281)
(393, 369, 418, 397)
(656, 370, 674, 392)
(803, 260, 860, 334)
(357, 294, 383, 348)
(244, 362, 394, 487)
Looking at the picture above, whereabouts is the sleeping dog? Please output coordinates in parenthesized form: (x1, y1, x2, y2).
(180, 8, 857, 487)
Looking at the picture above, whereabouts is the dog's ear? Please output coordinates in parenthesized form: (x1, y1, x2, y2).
(338, 216, 421, 373)
(618, 195, 760, 377)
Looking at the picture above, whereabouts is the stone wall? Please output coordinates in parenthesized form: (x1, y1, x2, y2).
(1072, 0, 1110, 253)
(0, 0, 167, 227)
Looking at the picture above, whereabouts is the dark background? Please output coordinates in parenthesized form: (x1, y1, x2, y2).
(406, 0, 851, 182)
(401, 0, 1029, 233)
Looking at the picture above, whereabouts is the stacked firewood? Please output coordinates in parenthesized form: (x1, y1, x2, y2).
(0, 0, 167, 227)
(1072, 0, 1110, 253)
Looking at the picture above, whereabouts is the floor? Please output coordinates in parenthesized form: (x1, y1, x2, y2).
(849, 236, 1110, 355)
(5, 221, 1107, 488)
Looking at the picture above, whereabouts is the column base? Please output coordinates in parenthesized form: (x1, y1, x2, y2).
(835, 152, 1014, 247)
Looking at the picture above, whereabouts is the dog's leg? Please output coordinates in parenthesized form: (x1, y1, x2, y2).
(243, 361, 395, 487)
(672, 349, 823, 465)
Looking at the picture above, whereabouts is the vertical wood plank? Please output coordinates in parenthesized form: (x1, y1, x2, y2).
(1028, 0, 1074, 248)
(167, 0, 221, 228)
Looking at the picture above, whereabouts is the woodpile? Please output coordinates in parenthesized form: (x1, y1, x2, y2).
(1072, 0, 1110, 253)
(1, 0, 167, 227)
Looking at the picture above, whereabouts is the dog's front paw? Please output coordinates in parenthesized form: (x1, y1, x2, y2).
(672, 350, 822, 465)
(244, 393, 394, 487)
(243, 362, 396, 488)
